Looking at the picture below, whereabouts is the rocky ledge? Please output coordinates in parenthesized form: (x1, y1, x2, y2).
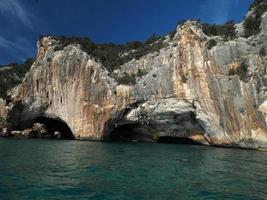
(1, 1, 267, 149)
(0, 123, 67, 139)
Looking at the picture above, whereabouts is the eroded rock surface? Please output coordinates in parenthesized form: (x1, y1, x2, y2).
(1, 10, 267, 149)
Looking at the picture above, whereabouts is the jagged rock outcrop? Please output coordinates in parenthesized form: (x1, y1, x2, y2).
(1, 5, 267, 149)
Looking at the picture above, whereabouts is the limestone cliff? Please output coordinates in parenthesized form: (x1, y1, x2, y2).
(1, 3, 267, 149)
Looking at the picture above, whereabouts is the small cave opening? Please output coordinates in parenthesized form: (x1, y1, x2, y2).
(31, 116, 75, 139)
(106, 105, 205, 145)
(157, 136, 202, 145)
(109, 124, 134, 140)
(108, 122, 154, 142)
(107, 121, 204, 145)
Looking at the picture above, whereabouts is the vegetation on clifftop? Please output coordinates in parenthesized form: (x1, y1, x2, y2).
(41, 33, 166, 72)
(202, 0, 267, 39)
(38, 0, 266, 73)
(0, 0, 264, 92)
(0, 58, 34, 99)
(202, 20, 236, 38)
(244, 0, 267, 37)
(169, 19, 236, 37)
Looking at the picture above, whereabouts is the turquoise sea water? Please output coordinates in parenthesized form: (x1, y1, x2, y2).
(0, 139, 267, 200)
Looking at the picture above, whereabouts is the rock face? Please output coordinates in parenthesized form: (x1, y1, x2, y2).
(0, 99, 7, 121)
(1, 10, 267, 149)
(0, 99, 7, 132)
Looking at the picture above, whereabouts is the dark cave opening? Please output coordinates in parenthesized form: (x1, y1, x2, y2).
(108, 122, 203, 144)
(32, 117, 75, 139)
(108, 122, 154, 142)
(106, 107, 205, 144)
(157, 136, 202, 145)
(110, 123, 139, 140)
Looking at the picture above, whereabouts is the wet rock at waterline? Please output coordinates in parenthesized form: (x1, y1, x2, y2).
(10, 131, 23, 137)
(0, 128, 11, 137)
(54, 131, 62, 139)
(21, 128, 34, 137)
(0, 123, 68, 139)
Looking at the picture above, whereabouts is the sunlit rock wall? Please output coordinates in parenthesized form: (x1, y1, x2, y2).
(3, 12, 267, 148)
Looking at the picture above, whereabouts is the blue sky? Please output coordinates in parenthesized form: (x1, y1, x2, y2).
(0, 0, 252, 65)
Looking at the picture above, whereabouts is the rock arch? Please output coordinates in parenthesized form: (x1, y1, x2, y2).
(31, 116, 74, 139)
(6, 101, 75, 139)
(105, 98, 209, 144)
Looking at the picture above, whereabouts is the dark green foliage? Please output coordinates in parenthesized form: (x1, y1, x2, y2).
(244, 0, 267, 37)
(207, 39, 217, 49)
(249, 0, 267, 13)
(0, 58, 34, 99)
(244, 16, 262, 37)
(260, 47, 266, 56)
(130, 38, 164, 60)
(249, 0, 261, 10)
(5, 58, 34, 79)
(202, 21, 236, 38)
(168, 18, 235, 40)
(125, 41, 143, 50)
(52, 36, 95, 52)
(41, 34, 166, 72)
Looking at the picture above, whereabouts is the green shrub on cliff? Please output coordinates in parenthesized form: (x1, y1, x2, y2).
(249, 0, 267, 14)
(244, 0, 267, 37)
(207, 39, 217, 49)
(202, 20, 236, 38)
(244, 16, 262, 37)
(0, 58, 34, 99)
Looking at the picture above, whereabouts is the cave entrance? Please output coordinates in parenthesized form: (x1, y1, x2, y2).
(157, 136, 202, 145)
(108, 122, 154, 142)
(107, 121, 204, 144)
(106, 103, 205, 144)
(109, 123, 136, 140)
(32, 116, 74, 139)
